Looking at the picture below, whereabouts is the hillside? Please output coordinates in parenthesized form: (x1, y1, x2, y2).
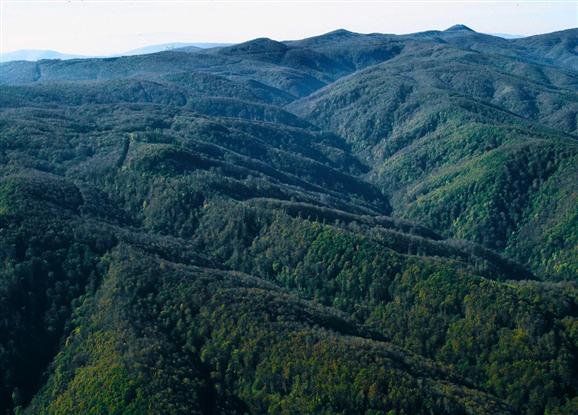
(0, 26, 577, 415)
(289, 31, 578, 280)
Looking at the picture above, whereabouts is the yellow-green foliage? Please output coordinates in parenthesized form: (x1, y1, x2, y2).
(46, 330, 148, 415)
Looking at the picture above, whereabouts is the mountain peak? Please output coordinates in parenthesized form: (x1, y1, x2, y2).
(220, 37, 288, 55)
(237, 37, 287, 49)
(326, 29, 355, 37)
(444, 24, 475, 32)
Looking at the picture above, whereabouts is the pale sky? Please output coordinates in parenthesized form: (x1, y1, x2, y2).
(1, 1, 577, 55)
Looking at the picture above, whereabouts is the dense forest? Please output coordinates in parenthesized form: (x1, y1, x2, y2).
(0, 25, 577, 414)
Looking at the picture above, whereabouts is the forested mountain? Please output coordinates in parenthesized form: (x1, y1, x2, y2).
(0, 26, 577, 414)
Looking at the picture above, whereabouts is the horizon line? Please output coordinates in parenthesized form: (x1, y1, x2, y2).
(3, 24, 573, 57)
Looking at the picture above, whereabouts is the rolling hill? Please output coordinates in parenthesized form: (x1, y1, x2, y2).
(0, 25, 577, 415)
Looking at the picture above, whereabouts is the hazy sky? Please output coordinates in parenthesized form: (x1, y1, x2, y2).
(2, 1, 577, 55)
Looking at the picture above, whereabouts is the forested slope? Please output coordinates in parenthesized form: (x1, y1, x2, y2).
(0, 25, 577, 414)
(289, 27, 578, 279)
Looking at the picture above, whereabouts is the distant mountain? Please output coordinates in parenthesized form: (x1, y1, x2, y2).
(444, 24, 475, 32)
(120, 42, 232, 56)
(489, 33, 526, 39)
(441, 24, 526, 39)
(0, 42, 232, 63)
(0, 49, 88, 62)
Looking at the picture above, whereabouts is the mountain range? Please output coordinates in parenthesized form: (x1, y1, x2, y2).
(0, 42, 232, 63)
(0, 24, 577, 414)
(0, 29, 524, 63)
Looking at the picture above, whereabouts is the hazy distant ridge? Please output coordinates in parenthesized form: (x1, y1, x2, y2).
(0, 42, 232, 62)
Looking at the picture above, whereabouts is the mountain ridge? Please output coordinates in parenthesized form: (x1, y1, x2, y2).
(0, 25, 577, 415)
(0, 42, 233, 63)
